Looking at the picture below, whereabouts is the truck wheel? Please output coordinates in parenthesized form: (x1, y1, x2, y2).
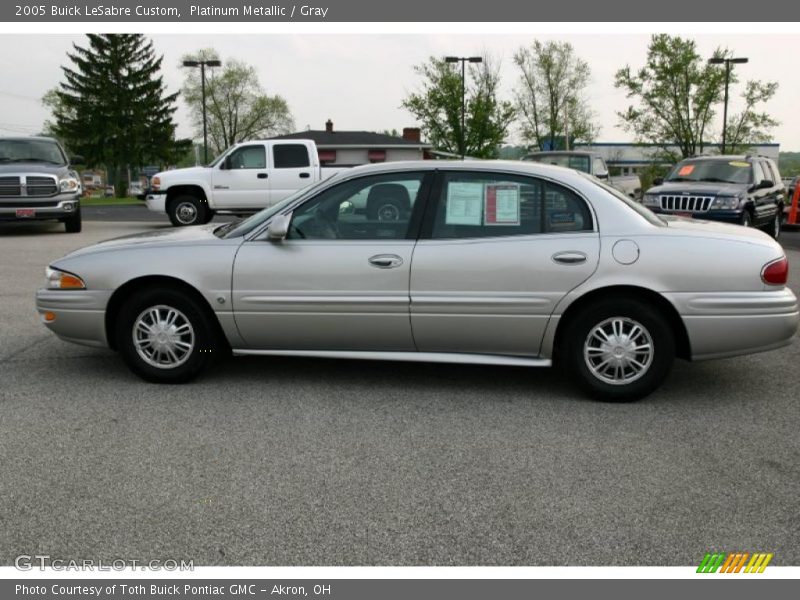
(765, 211, 781, 240)
(201, 210, 215, 225)
(168, 195, 206, 227)
(64, 206, 82, 233)
(562, 298, 675, 402)
(116, 288, 222, 383)
(740, 211, 752, 228)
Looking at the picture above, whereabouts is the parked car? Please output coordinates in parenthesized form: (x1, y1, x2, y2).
(643, 155, 785, 238)
(523, 151, 642, 200)
(36, 161, 797, 402)
(0, 136, 82, 233)
(146, 139, 347, 227)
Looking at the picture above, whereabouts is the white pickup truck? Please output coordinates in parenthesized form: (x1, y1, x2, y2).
(146, 139, 346, 226)
(523, 151, 642, 200)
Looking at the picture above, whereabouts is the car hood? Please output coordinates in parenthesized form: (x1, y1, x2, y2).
(660, 215, 777, 247)
(647, 181, 748, 196)
(0, 163, 70, 176)
(157, 166, 209, 182)
(59, 224, 226, 260)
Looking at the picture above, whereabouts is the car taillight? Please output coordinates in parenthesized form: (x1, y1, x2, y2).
(761, 256, 788, 286)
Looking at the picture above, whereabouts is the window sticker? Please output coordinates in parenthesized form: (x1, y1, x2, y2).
(485, 183, 521, 226)
(445, 182, 484, 225)
(729, 161, 750, 168)
(678, 165, 695, 176)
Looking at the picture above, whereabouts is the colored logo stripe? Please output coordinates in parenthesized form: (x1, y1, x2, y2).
(697, 552, 773, 573)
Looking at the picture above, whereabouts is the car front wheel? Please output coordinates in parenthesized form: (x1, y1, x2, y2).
(116, 288, 223, 383)
(563, 298, 675, 402)
(168, 195, 207, 227)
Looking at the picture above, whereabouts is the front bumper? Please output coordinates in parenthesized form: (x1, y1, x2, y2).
(145, 193, 166, 214)
(650, 208, 743, 224)
(0, 194, 81, 222)
(36, 288, 112, 348)
(664, 289, 799, 360)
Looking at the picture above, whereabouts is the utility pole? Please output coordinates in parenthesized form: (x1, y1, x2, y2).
(445, 55, 483, 159)
(708, 56, 748, 154)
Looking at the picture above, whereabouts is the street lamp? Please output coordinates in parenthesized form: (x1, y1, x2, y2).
(182, 59, 222, 164)
(708, 56, 748, 154)
(445, 55, 482, 159)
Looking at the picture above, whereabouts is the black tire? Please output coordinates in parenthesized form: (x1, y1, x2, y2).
(562, 298, 675, 402)
(116, 288, 223, 383)
(201, 209, 215, 225)
(367, 198, 406, 222)
(168, 194, 207, 227)
(740, 211, 752, 228)
(64, 206, 82, 233)
(764, 210, 781, 240)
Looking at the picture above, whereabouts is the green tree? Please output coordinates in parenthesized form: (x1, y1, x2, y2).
(724, 80, 780, 152)
(402, 55, 515, 158)
(181, 48, 294, 156)
(513, 41, 598, 151)
(51, 34, 188, 197)
(615, 35, 778, 161)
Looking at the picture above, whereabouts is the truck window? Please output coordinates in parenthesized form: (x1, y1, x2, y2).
(273, 144, 311, 169)
(227, 145, 266, 169)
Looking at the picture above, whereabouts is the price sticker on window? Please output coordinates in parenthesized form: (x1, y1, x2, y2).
(678, 165, 695, 176)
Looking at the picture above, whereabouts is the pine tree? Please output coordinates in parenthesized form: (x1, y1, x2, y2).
(53, 34, 189, 196)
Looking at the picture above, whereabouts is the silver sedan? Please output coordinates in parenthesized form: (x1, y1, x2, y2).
(36, 161, 798, 401)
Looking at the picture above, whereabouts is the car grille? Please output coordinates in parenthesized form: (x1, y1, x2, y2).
(0, 176, 21, 196)
(659, 194, 713, 212)
(25, 176, 58, 196)
(0, 175, 58, 197)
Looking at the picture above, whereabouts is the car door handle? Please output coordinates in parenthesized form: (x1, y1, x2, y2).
(257, 173, 268, 179)
(299, 172, 310, 179)
(552, 251, 587, 265)
(368, 254, 404, 269)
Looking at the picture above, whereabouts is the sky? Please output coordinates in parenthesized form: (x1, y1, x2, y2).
(0, 33, 798, 150)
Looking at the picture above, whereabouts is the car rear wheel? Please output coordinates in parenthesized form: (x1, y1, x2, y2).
(765, 211, 781, 240)
(168, 195, 207, 227)
(116, 288, 222, 383)
(563, 298, 675, 402)
(63, 206, 82, 233)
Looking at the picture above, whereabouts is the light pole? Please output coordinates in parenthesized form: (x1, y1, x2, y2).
(708, 56, 748, 154)
(445, 56, 482, 159)
(182, 59, 222, 164)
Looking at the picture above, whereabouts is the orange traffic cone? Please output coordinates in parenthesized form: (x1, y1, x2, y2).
(788, 183, 800, 226)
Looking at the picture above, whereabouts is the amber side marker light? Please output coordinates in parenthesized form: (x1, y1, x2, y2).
(761, 257, 789, 286)
(59, 274, 85, 289)
(43, 312, 56, 323)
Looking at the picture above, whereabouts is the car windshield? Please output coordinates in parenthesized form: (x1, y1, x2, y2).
(524, 154, 591, 173)
(580, 173, 665, 226)
(0, 139, 66, 165)
(218, 174, 341, 239)
(665, 159, 752, 184)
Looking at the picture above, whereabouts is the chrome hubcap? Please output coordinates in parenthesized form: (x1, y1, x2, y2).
(133, 305, 195, 369)
(583, 317, 654, 386)
(176, 202, 197, 224)
(377, 203, 400, 221)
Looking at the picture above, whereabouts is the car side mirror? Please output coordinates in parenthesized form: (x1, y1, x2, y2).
(596, 171, 609, 180)
(759, 179, 774, 189)
(653, 177, 664, 186)
(267, 213, 291, 241)
(70, 155, 85, 165)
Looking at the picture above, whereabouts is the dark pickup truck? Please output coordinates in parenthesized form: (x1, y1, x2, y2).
(0, 136, 83, 233)
(642, 155, 785, 239)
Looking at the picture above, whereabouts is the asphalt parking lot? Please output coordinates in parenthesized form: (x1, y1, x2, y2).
(1, 219, 799, 566)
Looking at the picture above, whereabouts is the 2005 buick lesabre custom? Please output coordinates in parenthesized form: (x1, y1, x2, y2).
(36, 161, 798, 401)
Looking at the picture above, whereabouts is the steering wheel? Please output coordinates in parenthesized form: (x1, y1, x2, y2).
(313, 207, 339, 239)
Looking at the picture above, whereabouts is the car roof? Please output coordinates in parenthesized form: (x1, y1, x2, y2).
(342, 159, 583, 179)
(0, 136, 59, 143)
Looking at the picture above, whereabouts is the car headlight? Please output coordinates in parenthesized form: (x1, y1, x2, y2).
(151, 176, 161, 191)
(642, 193, 660, 207)
(709, 195, 742, 210)
(45, 267, 86, 290)
(59, 176, 81, 193)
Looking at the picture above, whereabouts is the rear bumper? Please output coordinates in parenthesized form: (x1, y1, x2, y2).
(35, 288, 111, 348)
(0, 194, 81, 221)
(664, 289, 799, 360)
